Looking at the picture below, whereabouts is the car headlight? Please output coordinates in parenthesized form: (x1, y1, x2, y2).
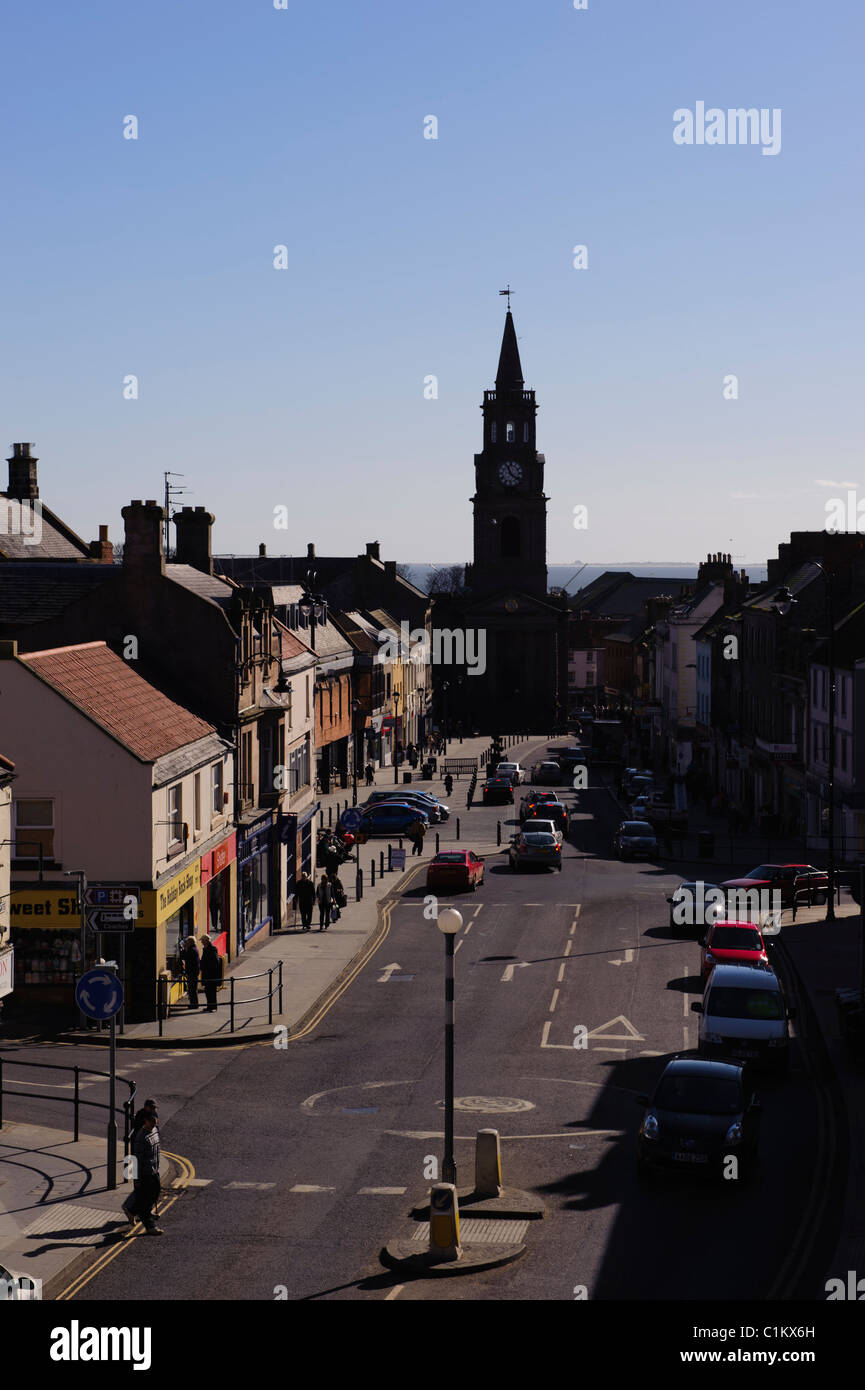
(725, 1121, 743, 1144)
(704, 1033, 724, 1045)
(768, 1037, 787, 1048)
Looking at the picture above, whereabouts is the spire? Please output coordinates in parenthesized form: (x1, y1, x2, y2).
(495, 310, 524, 391)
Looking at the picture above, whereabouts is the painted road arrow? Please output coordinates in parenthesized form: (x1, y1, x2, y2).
(500, 962, 531, 981)
(377, 963, 403, 983)
(608, 949, 635, 966)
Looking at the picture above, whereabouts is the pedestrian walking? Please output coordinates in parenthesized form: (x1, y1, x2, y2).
(200, 935, 221, 1012)
(365, 762, 374, 786)
(183, 936, 200, 1009)
(324, 841, 340, 877)
(329, 870, 347, 910)
(131, 1110, 162, 1234)
(410, 821, 425, 857)
(122, 1099, 159, 1223)
(316, 873, 333, 931)
(293, 871, 315, 930)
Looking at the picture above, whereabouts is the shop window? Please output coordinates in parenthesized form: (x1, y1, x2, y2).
(14, 799, 54, 860)
(212, 760, 224, 816)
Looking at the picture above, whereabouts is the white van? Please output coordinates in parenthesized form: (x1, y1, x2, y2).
(692, 963, 795, 1074)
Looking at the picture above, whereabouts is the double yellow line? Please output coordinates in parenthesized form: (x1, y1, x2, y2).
(55, 1150, 195, 1300)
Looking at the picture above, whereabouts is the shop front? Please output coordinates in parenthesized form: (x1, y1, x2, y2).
(199, 833, 235, 961)
(7, 885, 87, 1007)
(279, 804, 319, 913)
(237, 814, 274, 951)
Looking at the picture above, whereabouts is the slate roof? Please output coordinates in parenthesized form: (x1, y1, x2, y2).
(0, 562, 117, 626)
(19, 641, 216, 762)
(0, 496, 92, 561)
(166, 564, 236, 610)
(570, 572, 694, 619)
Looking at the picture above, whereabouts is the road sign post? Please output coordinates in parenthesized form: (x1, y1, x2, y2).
(74, 967, 124, 1189)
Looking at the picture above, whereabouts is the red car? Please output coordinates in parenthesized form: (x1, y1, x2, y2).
(720, 863, 828, 910)
(701, 920, 769, 981)
(426, 851, 485, 893)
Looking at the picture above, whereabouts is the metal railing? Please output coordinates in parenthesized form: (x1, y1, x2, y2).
(156, 961, 284, 1035)
(0, 1054, 136, 1187)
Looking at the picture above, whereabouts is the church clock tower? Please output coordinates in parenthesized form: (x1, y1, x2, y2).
(468, 308, 548, 599)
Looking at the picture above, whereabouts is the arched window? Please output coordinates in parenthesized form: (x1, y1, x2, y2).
(501, 516, 521, 558)
(490, 421, 497, 443)
(505, 421, 515, 443)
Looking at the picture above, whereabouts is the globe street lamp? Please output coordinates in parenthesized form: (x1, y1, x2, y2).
(437, 906, 462, 1184)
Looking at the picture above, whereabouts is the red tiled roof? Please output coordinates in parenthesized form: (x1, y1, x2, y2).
(20, 642, 215, 762)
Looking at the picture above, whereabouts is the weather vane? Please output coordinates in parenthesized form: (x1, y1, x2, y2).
(499, 284, 513, 311)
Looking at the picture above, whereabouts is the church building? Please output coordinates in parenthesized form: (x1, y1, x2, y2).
(431, 306, 569, 735)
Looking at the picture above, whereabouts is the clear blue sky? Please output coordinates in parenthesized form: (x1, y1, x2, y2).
(1, 0, 862, 566)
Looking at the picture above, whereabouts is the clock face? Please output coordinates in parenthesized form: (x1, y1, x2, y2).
(498, 460, 523, 487)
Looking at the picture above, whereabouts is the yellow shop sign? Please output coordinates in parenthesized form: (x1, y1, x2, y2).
(153, 862, 201, 925)
(9, 888, 81, 928)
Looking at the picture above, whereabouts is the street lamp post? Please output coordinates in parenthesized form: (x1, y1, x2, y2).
(436, 907, 462, 1184)
(773, 574, 836, 922)
(393, 691, 401, 784)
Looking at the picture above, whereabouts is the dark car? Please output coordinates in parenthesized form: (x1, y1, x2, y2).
(615, 821, 658, 860)
(362, 791, 449, 822)
(351, 803, 430, 839)
(519, 790, 561, 821)
(720, 863, 828, 910)
(531, 761, 562, 785)
(635, 1057, 761, 1179)
(482, 776, 514, 806)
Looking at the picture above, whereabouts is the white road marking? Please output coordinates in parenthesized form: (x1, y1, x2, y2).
(608, 949, 635, 966)
(557, 963, 566, 983)
(289, 1184, 336, 1193)
(385, 1285, 404, 1300)
(454, 940, 463, 953)
(378, 962, 403, 983)
(224, 1181, 276, 1190)
(540, 1021, 572, 1051)
(549, 989, 559, 1013)
(587, 1015, 645, 1042)
(500, 962, 530, 981)
(471, 905, 483, 918)
(174, 1177, 213, 1187)
(358, 1187, 407, 1196)
(463, 919, 473, 934)
(684, 1024, 690, 1049)
(564, 940, 573, 957)
(683, 965, 689, 1015)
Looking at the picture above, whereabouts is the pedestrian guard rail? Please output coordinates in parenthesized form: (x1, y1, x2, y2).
(156, 961, 284, 1036)
(0, 1054, 136, 1148)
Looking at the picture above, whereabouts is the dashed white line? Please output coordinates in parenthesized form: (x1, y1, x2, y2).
(564, 940, 573, 957)
(683, 965, 689, 1016)
(557, 963, 566, 983)
(385, 1284, 404, 1300)
(289, 1184, 336, 1193)
(549, 989, 560, 1013)
(357, 1187, 407, 1196)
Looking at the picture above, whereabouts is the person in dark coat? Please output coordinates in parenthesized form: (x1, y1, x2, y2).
(410, 821, 425, 857)
(200, 936, 221, 1011)
(324, 843, 341, 877)
(293, 871, 315, 930)
(132, 1111, 162, 1234)
(183, 936, 200, 1009)
(316, 874, 332, 931)
(123, 1099, 159, 1223)
(365, 762, 374, 786)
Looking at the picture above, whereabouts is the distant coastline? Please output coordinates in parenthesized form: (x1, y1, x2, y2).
(405, 561, 769, 593)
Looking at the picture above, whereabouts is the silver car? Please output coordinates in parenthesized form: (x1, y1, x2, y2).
(509, 831, 563, 872)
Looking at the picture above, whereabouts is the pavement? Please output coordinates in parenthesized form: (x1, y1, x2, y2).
(3, 730, 864, 1300)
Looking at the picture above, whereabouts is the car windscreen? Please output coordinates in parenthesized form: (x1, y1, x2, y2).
(705, 986, 783, 1020)
(433, 854, 466, 863)
(523, 833, 557, 845)
(710, 928, 762, 951)
(654, 1075, 742, 1116)
(622, 822, 653, 834)
(746, 865, 782, 879)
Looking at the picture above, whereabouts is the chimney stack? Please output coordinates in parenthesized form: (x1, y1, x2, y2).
(307, 543, 316, 561)
(6, 443, 39, 500)
(366, 541, 380, 560)
(121, 499, 165, 577)
(259, 542, 267, 557)
(173, 504, 214, 575)
(89, 523, 114, 564)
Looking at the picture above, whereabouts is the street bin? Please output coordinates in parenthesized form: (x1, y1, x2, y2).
(697, 830, 715, 859)
(403, 771, 412, 784)
(422, 759, 435, 779)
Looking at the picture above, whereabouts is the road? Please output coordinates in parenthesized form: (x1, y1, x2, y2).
(6, 746, 846, 1301)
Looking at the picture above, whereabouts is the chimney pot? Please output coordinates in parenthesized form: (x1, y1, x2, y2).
(173, 504, 215, 575)
(7, 442, 39, 500)
(366, 541, 381, 560)
(307, 543, 316, 559)
(259, 543, 267, 557)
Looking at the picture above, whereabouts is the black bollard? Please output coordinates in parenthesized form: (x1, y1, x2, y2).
(436, 831, 440, 853)
(497, 821, 501, 845)
(456, 817, 460, 840)
(388, 843, 393, 871)
(371, 859, 375, 887)
(380, 850, 385, 877)
(355, 868, 363, 901)
(328, 806, 332, 827)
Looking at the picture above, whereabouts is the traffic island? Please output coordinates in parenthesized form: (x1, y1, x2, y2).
(409, 1129, 545, 1220)
(382, 1183, 527, 1277)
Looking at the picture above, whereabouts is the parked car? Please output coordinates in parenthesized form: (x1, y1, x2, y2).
(521, 817, 564, 844)
(720, 863, 828, 910)
(625, 774, 655, 800)
(700, 920, 769, 981)
(362, 790, 449, 822)
(509, 831, 562, 872)
(494, 761, 524, 786)
(615, 821, 658, 860)
(635, 1058, 761, 1178)
(426, 850, 484, 892)
(531, 761, 562, 785)
(482, 775, 515, 806)
(629, 795, 652, 820)
(351, 803, 430, 839)
(692, 962, 794, 1072)
(666, 880, 722, 930)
